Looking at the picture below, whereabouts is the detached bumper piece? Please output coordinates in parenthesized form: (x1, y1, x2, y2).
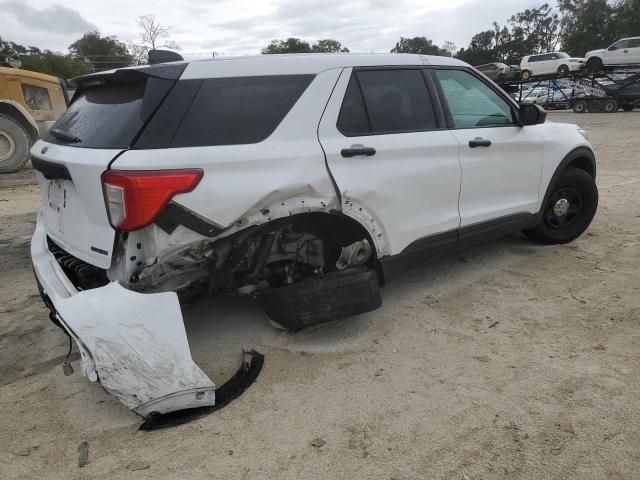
(139, 349, 264, 431)
(33, 217, 263, 425)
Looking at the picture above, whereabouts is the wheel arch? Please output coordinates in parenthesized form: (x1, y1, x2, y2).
(540, 146, 596, 213)
(0, 100, 39, 142)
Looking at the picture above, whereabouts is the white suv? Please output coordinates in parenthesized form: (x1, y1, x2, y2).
(31, 53, 598, 422)
(586, 37, 640, 72)
(520, 52, 584, 80)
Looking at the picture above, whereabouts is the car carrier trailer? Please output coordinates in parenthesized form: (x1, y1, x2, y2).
(496, 64, 640, 113)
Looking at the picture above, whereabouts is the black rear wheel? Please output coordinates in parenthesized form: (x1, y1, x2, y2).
(602, 99, 618, 113)
(586, 57, 603, 73)
(572, 99, 587, 113)
(587, 99, 602, 113)
(524, 167, 598, 244)
(261, 267, 382, 330)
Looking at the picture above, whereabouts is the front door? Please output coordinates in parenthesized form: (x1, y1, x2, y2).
(433, 68, 544, 228)
(318, 67, 461, 256)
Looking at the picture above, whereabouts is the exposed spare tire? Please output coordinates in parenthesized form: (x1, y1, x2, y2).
(261, 266, 382, 330)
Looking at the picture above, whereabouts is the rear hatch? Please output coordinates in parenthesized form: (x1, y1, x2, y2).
(32, 64, 185, 269)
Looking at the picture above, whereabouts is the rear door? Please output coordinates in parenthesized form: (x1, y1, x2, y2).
(32, 65, 184, 268)
(433, 68, 544, 228)
(318, 67, 461, 256)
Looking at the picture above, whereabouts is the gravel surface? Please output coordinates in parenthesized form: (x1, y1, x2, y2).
(1, 112, 639, 479)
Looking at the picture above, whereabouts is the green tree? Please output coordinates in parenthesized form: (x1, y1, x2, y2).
(262, 38, 312, 54)
(612, 0, 640, 38)
(19, 51, 91, 78)
(558, 0, 617, 56)
(390, 37, 448, 56)
(69, 31, 133, 72)
(311, 39, 349, 53)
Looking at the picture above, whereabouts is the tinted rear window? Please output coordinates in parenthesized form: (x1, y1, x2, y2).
(45, 75, 174, 149)
(137, 75, 314, 149)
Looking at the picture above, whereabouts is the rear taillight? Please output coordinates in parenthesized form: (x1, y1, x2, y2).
(102, 169, 203, 231)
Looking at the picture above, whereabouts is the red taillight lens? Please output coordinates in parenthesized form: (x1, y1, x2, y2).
(102, 169, 203, 231)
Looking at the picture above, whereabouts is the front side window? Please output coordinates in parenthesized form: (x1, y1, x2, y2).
(337, 69, 437, 135)
(435, 69, 515, 128)
(629, 39, 640, 48)
(611, 40, 630, 49)
(22, 84, 52, 110)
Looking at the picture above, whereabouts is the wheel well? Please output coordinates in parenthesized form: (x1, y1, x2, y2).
(567, 157, 595, 178)
(0, 103, 38, 142)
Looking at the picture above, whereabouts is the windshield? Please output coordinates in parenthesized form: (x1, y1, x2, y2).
(557, 52, 570, 59)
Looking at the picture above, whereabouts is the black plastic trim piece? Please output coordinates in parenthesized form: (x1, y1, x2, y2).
(139, 349, 265, 431)
(538, 146, 596, 214)
(154, 201, 223, 237)
(31, 156, 72, 181)
(380, 213, 538, 280)
(457, 213, 537, 249)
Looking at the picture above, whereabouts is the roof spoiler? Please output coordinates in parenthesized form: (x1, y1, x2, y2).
(148, 49, 184, 65)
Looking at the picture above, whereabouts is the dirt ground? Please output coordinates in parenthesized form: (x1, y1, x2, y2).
(1, 112, 639, 480)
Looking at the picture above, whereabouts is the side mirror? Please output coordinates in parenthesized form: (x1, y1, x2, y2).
(520, 103, 547, 126)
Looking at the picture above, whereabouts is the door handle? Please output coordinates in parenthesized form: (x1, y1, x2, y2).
(341, 146, 376, 158)
(469, 137, 492, 148)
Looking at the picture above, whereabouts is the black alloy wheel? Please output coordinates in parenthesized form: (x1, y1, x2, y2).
(544, 185, 584, 230)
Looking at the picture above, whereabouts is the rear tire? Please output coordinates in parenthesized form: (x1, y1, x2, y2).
(0, 114, 31, 174)
(586, 57, 603, 73)
(602, 99, 618, 113)
(262, 267, 382, 330)
(622, 105, 635, 112)
(521, 70, 531, 81)
(587, 99, 602, 113)
(523, 167, 598, 245)
(572, 99, 587, 113)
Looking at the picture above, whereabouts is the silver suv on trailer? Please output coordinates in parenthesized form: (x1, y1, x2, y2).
(31, 53, 597, 421)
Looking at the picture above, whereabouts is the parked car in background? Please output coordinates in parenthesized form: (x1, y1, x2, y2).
(521, 87, 577, 105)
(520, 52, 584, 80)
(585, 37, 640, 72)
(0, 66, 68, 173)
(475, 62, 520, 83)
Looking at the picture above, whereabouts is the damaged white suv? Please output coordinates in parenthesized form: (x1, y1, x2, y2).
(31, 53, 598, 423)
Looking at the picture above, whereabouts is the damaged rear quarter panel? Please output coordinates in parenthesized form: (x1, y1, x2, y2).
(111, 69, 343, 236)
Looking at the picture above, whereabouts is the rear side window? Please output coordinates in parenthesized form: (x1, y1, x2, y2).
(137, 75, 313, 149)
(22, 84, 51, 110)
(337, 69, 437, 136)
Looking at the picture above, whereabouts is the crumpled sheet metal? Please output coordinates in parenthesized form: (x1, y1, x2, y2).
(54, 282, 215, 417)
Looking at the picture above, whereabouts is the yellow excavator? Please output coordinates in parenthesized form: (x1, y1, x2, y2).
(0, 66, 68, 173)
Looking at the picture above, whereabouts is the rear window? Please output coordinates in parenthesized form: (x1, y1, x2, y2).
(45, 74, 175, 149)
(137, 75, 314, 148)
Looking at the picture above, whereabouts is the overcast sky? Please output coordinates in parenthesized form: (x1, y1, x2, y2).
(2, 0, 541, 57)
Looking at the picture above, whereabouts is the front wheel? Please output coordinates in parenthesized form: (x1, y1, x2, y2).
(521, 70, 531, 81)
(622, 105, 635, 112)
(523, 167, 598, 244)
(558, 64, 569, 77)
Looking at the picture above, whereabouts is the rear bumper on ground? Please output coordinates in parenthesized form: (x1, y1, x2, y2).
(31, 213, 217, 418)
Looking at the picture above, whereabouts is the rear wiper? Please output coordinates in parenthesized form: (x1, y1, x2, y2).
(49, 128, 81, 143)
